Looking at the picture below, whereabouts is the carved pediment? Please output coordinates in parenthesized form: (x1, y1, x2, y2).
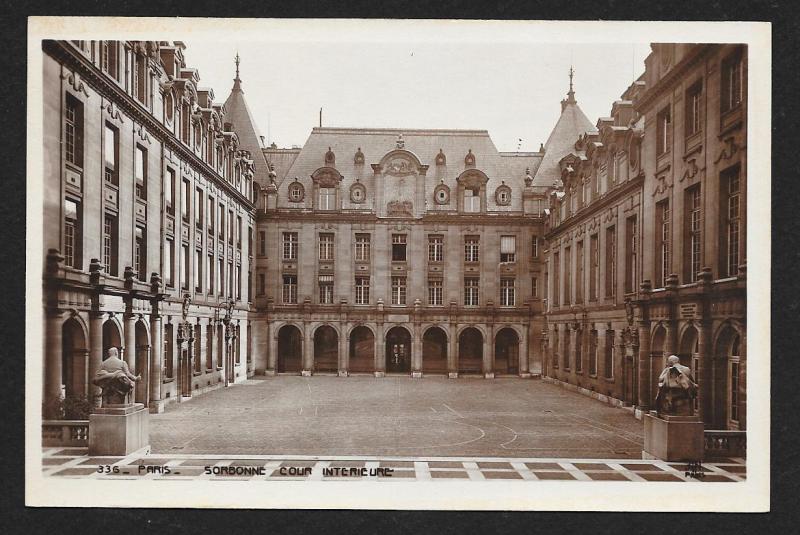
(311, 167, 343, 187)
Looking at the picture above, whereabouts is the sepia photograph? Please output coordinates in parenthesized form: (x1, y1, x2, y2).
(25, 17, 770, 511)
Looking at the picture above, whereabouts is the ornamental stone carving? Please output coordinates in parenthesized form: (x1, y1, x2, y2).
(495, 183, 512, 205)
(354, 147, 365, 164)
(350, 181, 367, 203)
(387, 200, 413, 216)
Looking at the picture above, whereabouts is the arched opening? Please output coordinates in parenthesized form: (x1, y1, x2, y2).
(651, 324, 667, 365)
(385, 326, 411, 373)
(679, 325, 699, 369)
(102, 319, 122, 360)
(314, 325, 339, 373)
(494, 328, 520, 375)
(135, 320, 149, 403)
(422, 327, 448, 374)
(61, 318, 87, 399)
(458, 327, 483, 374)
(715, 325, 743, 428)
(277, 325, 303, 373)
(349, 326, 374, 374)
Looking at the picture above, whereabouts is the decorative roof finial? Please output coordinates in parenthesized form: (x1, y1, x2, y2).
(569, 65, 574, 94)
(235, 52, 241, 81)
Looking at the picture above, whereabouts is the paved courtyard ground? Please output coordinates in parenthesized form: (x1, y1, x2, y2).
(149, 376, 645, 459)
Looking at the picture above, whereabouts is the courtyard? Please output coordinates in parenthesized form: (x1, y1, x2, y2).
(150, 376, 645, 459)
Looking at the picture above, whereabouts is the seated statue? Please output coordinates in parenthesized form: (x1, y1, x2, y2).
(655, 355, 698, 416)
(92, 347, 141, 406)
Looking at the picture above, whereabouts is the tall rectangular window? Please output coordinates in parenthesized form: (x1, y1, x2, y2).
(563, 246, 571, 306)
(283, 232, 298, 260)
(685, 80, 703, 136)
(103, 215, 118, 277)
(464, 277, 479, 306)
(589, 330, 598, 376)
(552, 251, 560, 307)
(218, 258, 223, 296)
(180, 179, 190, 221)
(319, 233, 334, 260)
(228, 210, 234, 245)
(464, 236, 479, 263)
(428, 235, 444, 262)
(195, 188, 203, 229)
(181, 244, 190, 291)
(625, 216, 638, 293)
(207, 196, 214, 233)
(236, 264, 242, 300)
(206, 253, 213, 295)
(195, 249, 202, 293)
(236, 216, 242, 249)
(319, 275, 334, 304)
(500, 278, 515, 307)
(686, 186, 703, 282)
(257, 273, 265, 296)
(531, 236, 539, 259)
(134, 54, 146, 103)
(589, 234, 599, 301)
(605, 226, 616, 298)
(259, 231, 267, 256)
(228, 261, 234, 296)
(355, 234, 371, 261)
(730, 360, 740, 422)
(605, 330, 615, 378)
(103, 123, 118, 185)
(563, 328, 570, 369)
(318, 187, 336, 210)
(135, 226, 146, 281)
(206, 325, 213, 370)
(64, 95, 83, 167)
(463, 187, 480, 212)
(64, 198, 81, 269)
(656, 200, 670, 287)
(101, 41, 118, 80)
(391, 276, 407, 305)
(428, 279, 443, 306)
(721, 51, 743, 113)
(218, 203, 224, 239)
(656, 105, 672, 156)
(165, 238, 174, 287)
(575, 329, 583, 373)
(166, 169, 176, 216)
(135, 146, 147, 199)
(392, 234, 407, 261)
(500, 235, 517, 263)
(575, 240, 584, 303)
(722, 166, 742, 277)
(282, 275, 297, 304)
(531, 276, 538, 298)
(355, 277, 370, 305)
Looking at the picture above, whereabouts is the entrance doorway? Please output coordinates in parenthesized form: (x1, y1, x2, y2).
(494, 328, 519, 375)
(277, 325, 303, 373)
(314, 325, 339, 373)
(349, 326, 374, 373)
(385, 326, 411, 373)
(458, 327, 483, 374)
(422, 327, 448, 374)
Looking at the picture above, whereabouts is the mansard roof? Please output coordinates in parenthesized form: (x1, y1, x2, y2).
(223, 69, 271, 187)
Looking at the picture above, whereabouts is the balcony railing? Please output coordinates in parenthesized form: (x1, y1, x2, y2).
(42, 420, 89, 447)
(704, 430, 746, 458)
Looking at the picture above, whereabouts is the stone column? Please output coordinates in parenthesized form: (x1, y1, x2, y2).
(519, 325, 530, 377)
(448, 322, 458, 378)
(302, 323, 313, 375)
(597, 328, 607, 378)
(124, 310, 136, 371)
(411, 323, 422, 377)
(375, 322, 385, 377)
(267, 323, 277, 373)
(149, 312, 162, 408)
(44, 310, 64, 418)
(637, 320, 651, 409)
(88, 311, 104, 408)
(339, 321, 348, 376)
(484, 323, 494, 378)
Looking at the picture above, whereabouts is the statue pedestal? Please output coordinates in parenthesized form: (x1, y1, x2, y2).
(642, 411, 704, 462)
(88, 403, 150, 456)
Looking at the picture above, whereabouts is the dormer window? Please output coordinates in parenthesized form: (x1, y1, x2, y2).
(288, 181, 304, 202)
(464, 186, 480, 212)
(495, 184, 512, 206)
(318, 187, 336, 210)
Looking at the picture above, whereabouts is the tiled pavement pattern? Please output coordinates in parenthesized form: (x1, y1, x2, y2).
(42, 447, 746, 482)
(149, 376, 646, 458)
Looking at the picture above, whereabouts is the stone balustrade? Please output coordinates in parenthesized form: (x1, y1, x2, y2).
(42, 420, 89, 447)
(704, 430, 746, 458)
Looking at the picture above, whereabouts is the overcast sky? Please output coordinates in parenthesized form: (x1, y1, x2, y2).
(182, 40, 649, 152)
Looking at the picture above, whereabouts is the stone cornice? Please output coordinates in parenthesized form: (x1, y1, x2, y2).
(259, 210, 545, 226)
(44, 40, 255, 210)
(634, 45, 714, 113)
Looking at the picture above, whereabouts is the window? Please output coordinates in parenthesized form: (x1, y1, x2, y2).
(553, 327, 560, 369)
(730, 351, 740, 423)
(101, 41, 118, 79)
(319, 275, 334, 304)
(218, 203, 224, 238)
(351, 233, 371, 262)
(686, 81, 703, 136)
(686, 186, 702, 282)
(656, 200, 670, 287)
(236, 264, 242, 300)
(289, 183, 303, 202)
(319, 233, 334, 260)
(164, 239, 174, 287)
(625, 216, 638, 293)
(195, 188, 203, 229)
(428, 279, 443, 306)
(464, 277, 479, 306)
(605, 330, 615, 378)
(531, 276, 538, 298)
(207, 253, 213, 295)
(207, 196, 214, 233)
(103, 124, 118, 185)
(576, 240, 584, 303)
(563, 246, 571, 306)
(318, 187, 336, 210)
(605, 226, 616, 298)
(248, 227, 253, 257)
(64, 95, 83, 167)
(464, 236, 479, 263)
(218, 258, 224, 296)
(228, 261, 234, 296)
(134, 54, 146, 103)
(355, 277, 370, 304)
(563, 328, 571, 369)
(180, 179, 190, 221)
(721, 51, 743, 114)
(463, 186, 480, 212)
(531, 236, 539, 259)
(283, 232, 298, 260)
(589, 234, 599, 301)
(392, 234, 407, 262)
(428, 235, 443, 262)
(181, 244, 190, 291)
(236, 216, 242, 249)
(552, 252, 560, 307)
(575, 329, 583, 372)
(206, 325, 213, 370)
(583, 180, 591, 207)
(134, 226, 146, 281)
(283, 275, 297, 305)
(166, 169, 175, 216)
(195, 249, 202, 293)
(228, 210, 234, 245)
(722, 167, 741, 278)
(103, 215, 118, 276)
(259, 231, 267, 256)
(64, 198, 80, 268)
(500, 235, 516, 263)
(656, 105, 672, 156)
(391, 276, 407, 305)
(135, 146, 147, 199)
(257, 273, 266, 296)
(500, 278, 515, 307)
(588, 329, 598, 375)
(608, 152, 617, 187)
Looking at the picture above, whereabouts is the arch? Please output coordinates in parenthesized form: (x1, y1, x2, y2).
(650, 322, 667, 364)
(277, 324, 303, 373)
(714, 322, 743, 426)
(495, 327, 520, 375)
(378, 148, 425, 171)
(422, 326, 448, 374)
(349, 325, 375, 374)
(62, 317, 88, 399)
(458, 327, 484, 374)
(385, 326, 412, 374)
(678, 324, 700, 369)
(134, 319, 150, 403)
(102, 317, 123, 359)
(313, 325, 339, 373)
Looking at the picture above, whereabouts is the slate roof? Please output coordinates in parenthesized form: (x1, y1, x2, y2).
(532, 95, 595, 188)
(223, 75, 271, 187)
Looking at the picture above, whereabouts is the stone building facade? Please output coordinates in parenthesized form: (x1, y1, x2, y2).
(543, 44, 747, 431)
